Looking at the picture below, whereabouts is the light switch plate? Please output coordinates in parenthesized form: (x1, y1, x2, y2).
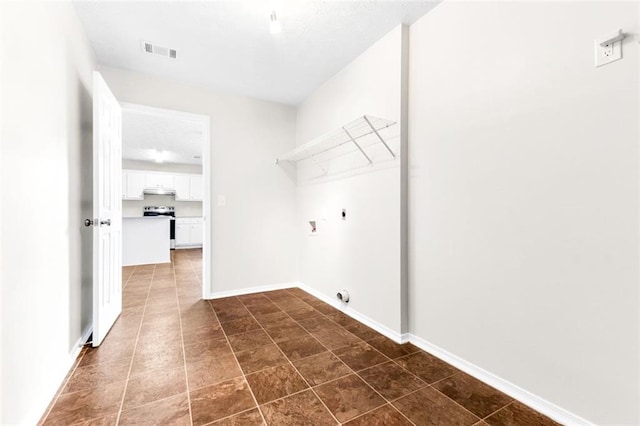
(217, 195, 226, 207)
(595, 39, 622, 67)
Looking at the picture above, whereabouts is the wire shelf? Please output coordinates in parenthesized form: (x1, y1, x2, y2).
(276, 115, 397, 183)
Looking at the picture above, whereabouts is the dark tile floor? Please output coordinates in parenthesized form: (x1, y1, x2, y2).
(39, 249, 560, 425)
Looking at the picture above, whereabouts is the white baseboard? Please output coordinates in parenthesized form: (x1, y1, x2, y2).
(296, 282, 405, 343)
(80, 325, 93, 347)
(407, 333, 593, 426)
(204, 281, 297, 299)
(200, 281, 591, 425)
(24, 332, 87, 426)
(295, 284, 591, 424)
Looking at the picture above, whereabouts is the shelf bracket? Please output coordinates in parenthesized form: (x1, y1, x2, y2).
(363, 115, 396, 159)
(343, 127, 373, 164)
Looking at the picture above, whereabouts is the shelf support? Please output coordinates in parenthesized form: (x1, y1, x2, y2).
(343, 127, 373, 164)
(363, 115, 395, 159)
(305, 148, 328, 174)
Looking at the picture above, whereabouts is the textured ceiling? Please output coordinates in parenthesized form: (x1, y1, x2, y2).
(74, 0, 437, 105)
(122, 110, 203, 165)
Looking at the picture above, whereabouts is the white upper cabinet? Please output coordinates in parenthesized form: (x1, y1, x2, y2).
(174, 174, 203, 201)
(122, 170, 146, 200)
(122, 169, 203, 201)
(174, 175, 191, 201)
(189, 175, 203, 201)
(145, 172, 175, 189)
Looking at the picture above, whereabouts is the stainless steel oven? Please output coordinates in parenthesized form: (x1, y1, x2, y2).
(143, 206, 176, 249)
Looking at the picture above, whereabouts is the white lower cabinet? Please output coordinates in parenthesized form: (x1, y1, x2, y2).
(190, 222, 203, 245)
(175, 218, 203, 247)
(175, 222, 191, 246)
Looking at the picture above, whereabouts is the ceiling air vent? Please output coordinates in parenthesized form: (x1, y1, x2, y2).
(141, 41, 177, 59)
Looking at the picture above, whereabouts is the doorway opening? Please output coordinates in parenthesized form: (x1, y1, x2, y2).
(120, 103, 211, 299)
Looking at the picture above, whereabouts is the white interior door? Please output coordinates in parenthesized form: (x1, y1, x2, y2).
(92, 71, 122, 347)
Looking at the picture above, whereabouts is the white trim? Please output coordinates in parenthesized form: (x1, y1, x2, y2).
(406, 333, 594, 426)
(80, 325, 93, 347)
(25, 334, 85, 426)
(118, 102, 211, 302)
(297, 282, 405, 343)
(204, 282, 297, 299)
(201, 114, 211, 301)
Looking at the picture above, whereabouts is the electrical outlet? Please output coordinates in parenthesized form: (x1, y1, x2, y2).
(595, 39, 622, 67)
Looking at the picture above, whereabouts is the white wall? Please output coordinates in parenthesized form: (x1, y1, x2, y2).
(0, 1, 96, 424)
(296, 26, 407, 337)
(122, 160, 203, 217)
(123, 159, 202, 174)
(100, 66, 298, 294)
(408, 2, 639, 424)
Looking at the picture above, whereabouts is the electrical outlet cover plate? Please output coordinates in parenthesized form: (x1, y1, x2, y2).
(595, 39, 622, 67)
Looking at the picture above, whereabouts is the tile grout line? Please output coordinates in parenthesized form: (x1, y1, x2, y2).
(348, 370, 418, 426)
(383, 360, 490, 423)
(300, 292, 512, 424)
(236, 298, 342, 426)
(262, 291, 424, 425)
(378, 374, 484, 425)
(37, 348, 89, 425)
(238, 291, 397, 424)
(42, 259, 532, 426)
(114, 264, 156, 425)
(278, 302, 402, 424)
(175, 250, 195, 426)
(199, 406, 263, 426)
(254, 293, 389, 415)
(210, 293, 484, 425)
(269, 292, 402, 425)
(422, 383, 484, 425)
(481, 400, 516, 421)
(39, 264, 140, 425)
(204, 299, 269, 425)
(341, 402, 414, 425)
(218, 289, 485, 426)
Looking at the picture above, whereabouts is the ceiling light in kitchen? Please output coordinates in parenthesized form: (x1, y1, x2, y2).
(154, 149, 165, 163)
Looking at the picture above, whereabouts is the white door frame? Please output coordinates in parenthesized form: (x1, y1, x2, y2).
(120, 102, 211, 299)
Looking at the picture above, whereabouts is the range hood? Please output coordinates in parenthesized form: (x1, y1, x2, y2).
(143, 187, 176, 196)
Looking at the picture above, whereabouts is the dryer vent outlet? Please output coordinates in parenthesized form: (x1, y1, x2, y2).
(336, 289, 350, 303)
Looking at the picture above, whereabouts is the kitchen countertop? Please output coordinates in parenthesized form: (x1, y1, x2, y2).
(123, 216, 171, 219)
